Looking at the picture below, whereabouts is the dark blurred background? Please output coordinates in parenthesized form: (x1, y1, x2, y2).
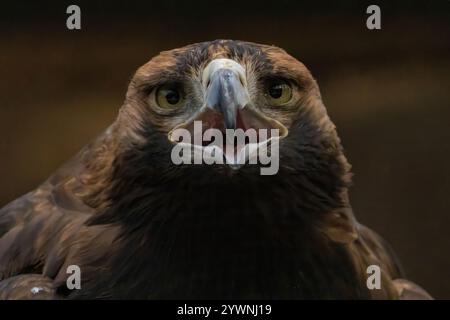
(0, 0, 449, 298)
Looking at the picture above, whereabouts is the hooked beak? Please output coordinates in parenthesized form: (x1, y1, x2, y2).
(204, 59, 249, 129)
(169, 58, 288, 167)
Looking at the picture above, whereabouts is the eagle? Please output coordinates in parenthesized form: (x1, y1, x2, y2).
(0, 40, 431, 299)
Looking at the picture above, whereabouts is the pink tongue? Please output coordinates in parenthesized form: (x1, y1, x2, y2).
(236, 110, 247, 130)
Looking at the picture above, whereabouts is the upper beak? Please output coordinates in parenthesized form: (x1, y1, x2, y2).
(204, 64, 249, 129)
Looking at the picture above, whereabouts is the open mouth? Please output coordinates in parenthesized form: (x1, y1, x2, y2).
(168, 58, 288, 168)
(168, 106, 288, 166)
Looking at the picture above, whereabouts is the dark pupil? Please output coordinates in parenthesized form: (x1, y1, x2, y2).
(269, 85, 283, 99)
(165, 90, 180, 104)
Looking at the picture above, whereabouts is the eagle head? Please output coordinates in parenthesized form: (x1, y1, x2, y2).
(106, 40, 350, 183)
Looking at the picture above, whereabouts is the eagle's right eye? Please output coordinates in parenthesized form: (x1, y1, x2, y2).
(155, 85, 184, 108)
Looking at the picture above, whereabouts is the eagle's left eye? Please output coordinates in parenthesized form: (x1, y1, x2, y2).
(266, 80, 292, 105)
(155, 85, 184, 108)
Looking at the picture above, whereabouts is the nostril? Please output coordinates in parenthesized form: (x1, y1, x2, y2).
(238, 74, 245, 87)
